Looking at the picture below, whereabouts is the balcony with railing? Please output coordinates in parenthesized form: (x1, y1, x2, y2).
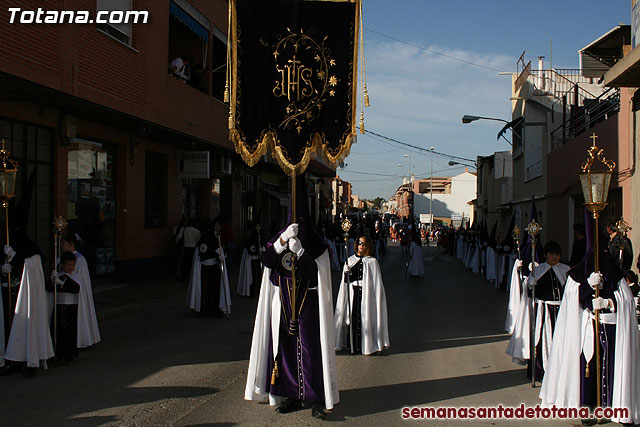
(550, 87, 620, 149)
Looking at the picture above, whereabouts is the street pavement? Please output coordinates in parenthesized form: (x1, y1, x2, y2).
(1, 243, 585, 426)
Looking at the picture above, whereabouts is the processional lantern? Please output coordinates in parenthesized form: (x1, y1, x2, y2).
(579, 134, 615, 220)
(0, 139, 18, 203)
(578, 132, 615, 413)
(0, 139, 18, 327)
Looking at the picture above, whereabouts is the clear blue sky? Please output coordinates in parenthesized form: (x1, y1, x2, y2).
(341, 0, 631, 199)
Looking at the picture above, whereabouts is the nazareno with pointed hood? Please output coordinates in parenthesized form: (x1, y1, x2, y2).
(519, 196, 544, 276)
(245, 172, 339, 411)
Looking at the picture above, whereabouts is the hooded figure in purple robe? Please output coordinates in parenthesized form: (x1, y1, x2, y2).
(539, 208, 640, 425)
(244, 174, 339, 419)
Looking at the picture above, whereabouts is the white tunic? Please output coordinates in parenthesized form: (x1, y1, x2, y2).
(334, 255, 390, 355)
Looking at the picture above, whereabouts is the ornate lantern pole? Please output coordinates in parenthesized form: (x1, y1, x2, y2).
(579, 133, 615, 411)
(0, 140, 18, 327)
(526, 219, 541, 388)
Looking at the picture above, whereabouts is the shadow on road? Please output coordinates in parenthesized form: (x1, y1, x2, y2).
(329, 369, 528, 420)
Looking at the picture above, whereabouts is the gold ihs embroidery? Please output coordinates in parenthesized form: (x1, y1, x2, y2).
(274, 54, 314, 102)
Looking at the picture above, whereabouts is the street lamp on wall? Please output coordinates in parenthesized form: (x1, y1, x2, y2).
(461, 115, 509, 124)
(462, 114, 523, 146)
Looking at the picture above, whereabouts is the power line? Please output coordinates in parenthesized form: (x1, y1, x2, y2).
(364, 27, 507, 74)
(365, 130, 477, 164)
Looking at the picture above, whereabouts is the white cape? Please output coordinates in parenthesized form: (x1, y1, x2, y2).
(408, 242, 424, 277)
(187, 248, 232, 314)
(334, 255, 390, 355)
(326, 238, 340, 271)
(75, 251, 101, 348)
(237, 248, 257, 297)
(505, 263, 569, 364)
(5, 255, 54, 368)
(244, 250, 339, 409)
(540, 277, 640, 424)
(504, 261, 522, 334)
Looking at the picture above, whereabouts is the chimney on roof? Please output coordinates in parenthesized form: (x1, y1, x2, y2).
(465, 167, 469, 173)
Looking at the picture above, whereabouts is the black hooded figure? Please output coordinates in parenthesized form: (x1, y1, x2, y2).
(1, 170, 52, 374)
(497, 212, 516, 292)
(1, 171, 44, 344)
(244, 173, 339, 418)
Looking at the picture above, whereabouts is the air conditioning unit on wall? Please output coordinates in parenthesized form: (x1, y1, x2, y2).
(213, 154, 232, 175)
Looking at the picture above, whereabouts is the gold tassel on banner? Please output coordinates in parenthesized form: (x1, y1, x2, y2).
(359, 111, 365, 134)
(359, 0, 370, 108)
(585, 364, 590, 378)
(364, 84, 370, 108)
(224, 0, 232, 103)
(228, 110, 234, 130)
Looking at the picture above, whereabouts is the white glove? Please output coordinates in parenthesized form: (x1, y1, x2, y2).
(527, 276, 537, 289)
(592, 297, 613, 311)
(2, 263, 12, 274)
(216, 247, 225, 262)
(280, 223, 299, 241)
(51, 272, 64, 286)
(515, 259, 523, 269)
(273, 238, 288, 254)
(4, 245, 15, 262)
(528, 261, 540, 271)
(588, 272, 604, 290)
(289, 237, 305, 257)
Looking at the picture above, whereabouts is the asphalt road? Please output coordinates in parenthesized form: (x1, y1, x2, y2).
(1, 243, 582, 426)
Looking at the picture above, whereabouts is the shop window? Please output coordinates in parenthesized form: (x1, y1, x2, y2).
(0, 119, 53, 266)
(67, 139, 116, 277)
(145, 150, 168, 228)
(96, 0, 133, 46)
(168, 0, 210, 94)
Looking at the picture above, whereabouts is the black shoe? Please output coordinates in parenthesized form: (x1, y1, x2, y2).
(276, 399, 302, 414)
(311, 402, 327, 420)
(581, 419, 597, 426)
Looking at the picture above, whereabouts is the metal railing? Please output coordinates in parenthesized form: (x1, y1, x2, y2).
(550, 87, 620, 150)
(530, 69, 598, 107)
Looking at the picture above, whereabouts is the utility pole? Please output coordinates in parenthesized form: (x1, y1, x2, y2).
(430, 146, 434, 236)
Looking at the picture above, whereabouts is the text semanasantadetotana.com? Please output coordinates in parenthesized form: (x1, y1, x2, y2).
(401, 404, 629, 420)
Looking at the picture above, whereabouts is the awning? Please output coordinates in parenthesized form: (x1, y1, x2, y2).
(604, 43, 640, 87)
(170, 1, 209, 41)
(579, 25, 630, 78)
